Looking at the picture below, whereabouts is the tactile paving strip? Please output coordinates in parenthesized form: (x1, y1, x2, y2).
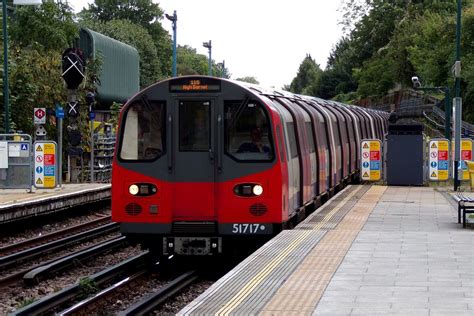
(180, 185, 372, 315)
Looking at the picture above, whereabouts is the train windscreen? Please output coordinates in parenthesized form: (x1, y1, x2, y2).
(119, 100, 166, 161)
(224, 101, 274, 161)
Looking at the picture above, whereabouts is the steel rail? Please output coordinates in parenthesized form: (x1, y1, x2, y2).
(0, 216, 111, 256)
(58, 270, 147, 316)
(0, 236, 125, 287)
(0, 222, 118, 270)
(11, 252, 151, 316)
(119, 270, 199, 316)
(24, 236, 127, 284)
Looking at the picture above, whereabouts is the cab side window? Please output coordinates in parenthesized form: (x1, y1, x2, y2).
(225, 101, 274, 161)
(120, 101, 165, 161)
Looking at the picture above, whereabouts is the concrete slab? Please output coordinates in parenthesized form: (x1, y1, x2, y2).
(0, 183, 110, 222)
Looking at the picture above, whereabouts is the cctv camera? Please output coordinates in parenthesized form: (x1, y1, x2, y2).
(411, 76, 421, 89)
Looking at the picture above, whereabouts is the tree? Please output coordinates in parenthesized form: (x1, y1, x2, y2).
(236, 77, 259, 84)
(9, 1, 77, 50)
(288, 55, 322, 96)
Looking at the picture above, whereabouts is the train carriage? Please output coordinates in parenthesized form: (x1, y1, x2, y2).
(112, 76, 387, 256)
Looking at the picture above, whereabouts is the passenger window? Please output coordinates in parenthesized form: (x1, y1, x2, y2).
(277, 125, 285, 162)
(120, 100, 165, 161)
(179, 100, 210, 151)
(287, 122, 298, 158)
(305, 122, 316, 153)
(225, 100, 274, 161)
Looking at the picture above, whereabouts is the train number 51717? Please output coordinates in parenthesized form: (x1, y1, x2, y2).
(232, 223, 264, 234)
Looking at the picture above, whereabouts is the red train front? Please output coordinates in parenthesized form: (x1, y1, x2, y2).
(112, 76, 388, 257)
(112, 76, 289, 256)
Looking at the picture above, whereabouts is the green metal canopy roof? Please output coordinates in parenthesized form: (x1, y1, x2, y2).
(77, 28, 140, 107)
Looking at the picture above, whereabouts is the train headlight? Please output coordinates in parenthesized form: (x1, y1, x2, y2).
(252, 185, 264, 196)
(129, 184, 139, 195)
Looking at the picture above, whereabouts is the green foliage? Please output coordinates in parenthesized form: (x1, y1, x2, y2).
(80, 0, 163, 28)
(17, 298, 36, 308)
(177, 45, 209, 76)
(79, 277, 98, 299)
(236, 77, 259, 84)
(288, 55, 322, 96)
(110, 101, 123, 129)
(9, 1, 78, 50)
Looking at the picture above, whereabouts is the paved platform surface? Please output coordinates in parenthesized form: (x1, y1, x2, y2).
(0, 183, 111, 222)
(0, 183, 110, 206)
(180, 186, 473, 315)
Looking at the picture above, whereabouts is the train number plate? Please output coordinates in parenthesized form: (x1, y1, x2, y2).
(219, 223, 273, 235)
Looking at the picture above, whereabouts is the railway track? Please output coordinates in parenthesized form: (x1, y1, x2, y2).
(0, 236, 127, 288)
(0, 215, 112, 256)
(0, 221, 119, 270)
(11, 252, 152, 316)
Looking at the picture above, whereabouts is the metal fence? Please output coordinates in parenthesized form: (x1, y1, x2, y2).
(0, 134, 32, 189)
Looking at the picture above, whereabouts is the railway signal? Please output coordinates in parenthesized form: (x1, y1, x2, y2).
(61, 48, 85, 90)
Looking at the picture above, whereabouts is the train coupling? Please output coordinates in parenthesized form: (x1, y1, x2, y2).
(163, 237, 222, 255)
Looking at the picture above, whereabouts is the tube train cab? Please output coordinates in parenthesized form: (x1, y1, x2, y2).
(111, 76, 388, 256)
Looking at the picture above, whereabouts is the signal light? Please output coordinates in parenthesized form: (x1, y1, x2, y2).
(61, 48, 85, 89)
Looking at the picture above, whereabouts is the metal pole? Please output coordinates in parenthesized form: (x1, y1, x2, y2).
(90, 119, 94, 182)
(58, 116, 63, 187)
(444, 88, 451, 140)
(172, 10, 177, 77)
(2, 0, 9, 134)
(208, 40, 212, 76)
(453, 0, 462, 191)
(166, 10, 177, 77)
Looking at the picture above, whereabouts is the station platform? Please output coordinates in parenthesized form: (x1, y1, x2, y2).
(180, 185, 473, 315)
(0, 183, 111, 223)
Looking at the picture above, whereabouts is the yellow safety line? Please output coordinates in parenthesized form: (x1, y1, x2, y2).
(215, 186, 363, 315)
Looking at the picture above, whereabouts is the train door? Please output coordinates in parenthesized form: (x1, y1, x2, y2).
(171, 99, 216, 219)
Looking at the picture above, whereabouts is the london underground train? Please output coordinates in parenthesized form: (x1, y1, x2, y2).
(111, 76, 388, 256)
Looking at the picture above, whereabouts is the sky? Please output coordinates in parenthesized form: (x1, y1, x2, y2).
(71, 1, 344, 89)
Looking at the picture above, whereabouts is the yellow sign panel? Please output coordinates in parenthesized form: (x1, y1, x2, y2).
(44, 144, 55, 154)
(370, 142, 380, 151)
(438, 140, 448, 151)
(44, 176, 56, 188)
(438, 170, 448, 180)
(370, 170, 381, 181)
(462, 140, 472, 151)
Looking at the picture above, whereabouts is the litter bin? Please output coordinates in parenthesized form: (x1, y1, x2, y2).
(466, 160, 474, 190)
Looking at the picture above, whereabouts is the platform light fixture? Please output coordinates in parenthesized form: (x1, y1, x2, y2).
(203, 40, 212, 76)
(165, 10, 177, 77)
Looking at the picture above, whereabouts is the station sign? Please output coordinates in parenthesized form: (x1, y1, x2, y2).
(361, 139, 382, 181)
(34, 141, 57, 188)
(428, 139, 450, 181)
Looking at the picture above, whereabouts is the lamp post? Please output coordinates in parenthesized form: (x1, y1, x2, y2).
(203, 40, 212, 76)
(2, 0, 9, 133)
(453, 0, 462, 191)
(165, 10, 177, 77)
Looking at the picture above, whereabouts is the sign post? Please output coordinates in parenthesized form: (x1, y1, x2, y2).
(34, 141, 58, 189)
(361, 139, 382, 181)
(428, 139, 450, 181)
